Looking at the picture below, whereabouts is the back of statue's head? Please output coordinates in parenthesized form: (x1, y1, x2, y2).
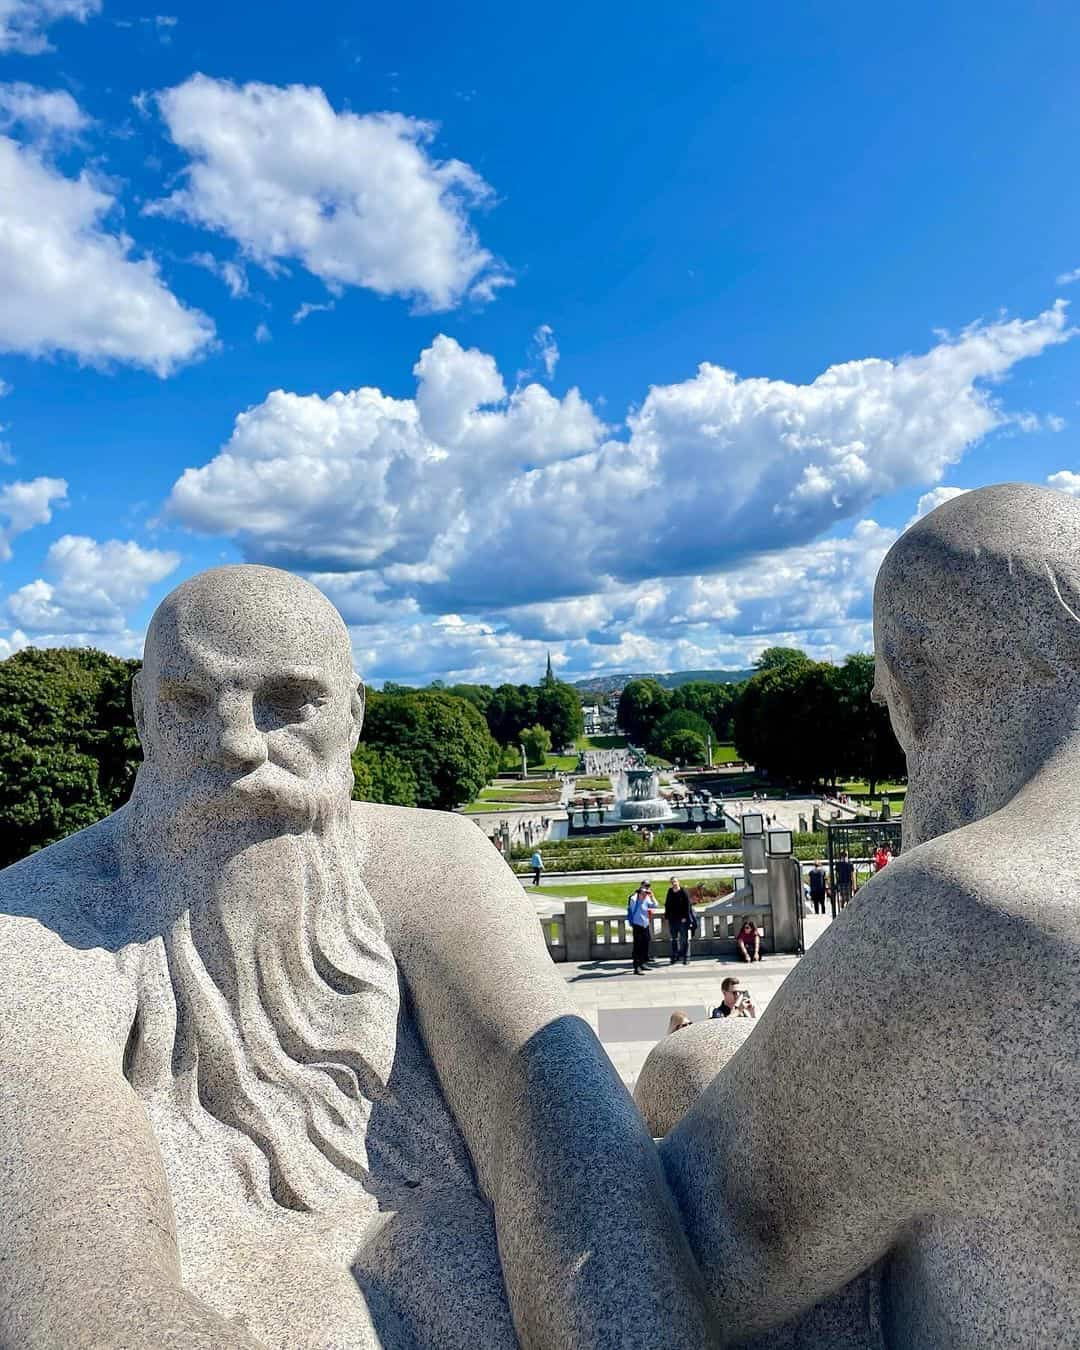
(874, 483, 1080, 744)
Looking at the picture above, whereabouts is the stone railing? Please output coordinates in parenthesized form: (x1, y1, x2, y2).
(541, 897, 774, 964)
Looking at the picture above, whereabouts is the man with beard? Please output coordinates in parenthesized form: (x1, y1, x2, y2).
(0, 566, 715, 1350)
(658, 484, 1080, 1348)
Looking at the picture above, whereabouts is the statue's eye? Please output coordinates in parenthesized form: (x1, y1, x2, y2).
(164, 686, 207, 718)
(257, 680, 327, 728)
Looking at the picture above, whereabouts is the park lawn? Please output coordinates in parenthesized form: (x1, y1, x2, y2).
(535, 877, 736, 908)
(713, 743, 740, 763)
(573, 776, 612, 791)
(574, 734, 627, 750)
(841, 780, 907, 796)
(544, 754, 579, 771)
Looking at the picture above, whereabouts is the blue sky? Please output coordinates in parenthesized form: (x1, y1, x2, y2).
(1, 0, 1079, 684)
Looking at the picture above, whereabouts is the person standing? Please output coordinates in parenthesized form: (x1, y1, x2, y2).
(834, 855, 854, 909)
(807, 861, 827, 915)
(665, 876, 693, 966)
(627, 882, 658, 975)
(530, 849, 544, 886)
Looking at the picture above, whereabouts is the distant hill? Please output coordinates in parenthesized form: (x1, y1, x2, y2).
(572, 669, 754, 695)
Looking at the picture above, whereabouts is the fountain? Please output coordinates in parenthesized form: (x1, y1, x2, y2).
(613, 766, 674, 824)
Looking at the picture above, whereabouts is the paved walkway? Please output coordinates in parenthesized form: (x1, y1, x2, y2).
(555, 912, 833, 1087)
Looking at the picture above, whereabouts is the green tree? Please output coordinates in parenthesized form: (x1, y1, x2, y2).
(648, 707, 714, 759)
(535, 679, 583, 749)
(350, 742, 419, 807)
(617, 678, 671, 743)
(754, 647, 811, 673)
(520, 723, 552, 767)
(832, 653, 906, 794)
(669, 680, 738, 740)
(0, 647, 143, 865)
(664, 728, 708, 765)
(361, 689, 498, 809)
(485, 683, 538, 746)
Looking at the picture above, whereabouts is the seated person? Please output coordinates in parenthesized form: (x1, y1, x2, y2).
(668, 1011, 693, 1034)
(711, 977, 756, 1019)
(735, 919, 761, 962)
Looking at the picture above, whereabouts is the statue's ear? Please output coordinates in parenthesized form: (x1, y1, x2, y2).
(349, 679, 365, 751)
(132, 671, 147, 747)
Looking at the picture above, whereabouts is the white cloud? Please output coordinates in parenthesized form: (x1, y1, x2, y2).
(7, 534, 180, 633)
(190, 250, 248, 298)
(1048, 470, 1080, 496)
(0, 134, 215, 374)
(166, 305, 1072, 625)
(254, 321, 271, 343)
(293, 299, 335, 324)
(907, 485, 969, 525)
(0, 0, 99, 54)
(530, 323, 559, 380)
(0, 82, 88, 139)
(1057, 268, 1080, 286)
(0, 475, 67, 561)
(151, 75, 508, 313)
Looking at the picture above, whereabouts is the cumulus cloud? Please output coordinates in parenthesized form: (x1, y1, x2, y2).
(167, 306, 1072, 617)
(907, 485, 970, 525)
(0, 0, 99, 54)
(0, 475, 67, 561)
(0, 133, 216, 373)
(151, 75, 508, 312)
(0, 82, 88, 139)
(1048, 470, 1080, 496)
(7, 534, 180, 633)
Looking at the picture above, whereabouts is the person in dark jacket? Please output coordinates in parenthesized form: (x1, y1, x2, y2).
(665, 877, 693, 965)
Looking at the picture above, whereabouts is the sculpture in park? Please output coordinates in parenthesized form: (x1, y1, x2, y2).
(650, 482, 1080, 1347)
(0, 566, 717, 1350)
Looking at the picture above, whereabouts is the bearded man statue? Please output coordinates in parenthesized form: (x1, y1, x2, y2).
(0, 566, 716, 1350)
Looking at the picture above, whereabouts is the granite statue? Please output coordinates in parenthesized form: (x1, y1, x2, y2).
(0, 566, 717, 1349)
(656, 482, 1080, 1347)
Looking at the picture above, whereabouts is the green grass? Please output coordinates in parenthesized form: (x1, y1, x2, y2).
(712, 743, 740, 764)
(544, 754, 579, 771)
(535, 877, 737, 908)
(574, 734, 627, 750)
(572, 776, 612, 792)
(841, 780, 907, 797)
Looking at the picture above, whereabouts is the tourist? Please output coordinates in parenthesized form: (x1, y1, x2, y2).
(711, 977, 756, 1019)
(664, 876, 693, 965)
(530, 848, 544, 886)
(834, 855, 854, 909)
(874, 845, 892, 872)
(736, 919, 761, 963)
(807, 860, 827, 915)
(667, 1011, 692, 1034)
(627, 882, 658, 975)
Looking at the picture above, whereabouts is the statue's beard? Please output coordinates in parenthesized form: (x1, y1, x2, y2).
(121, 767, 402, 1215)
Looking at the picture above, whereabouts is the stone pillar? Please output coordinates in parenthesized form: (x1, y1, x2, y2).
(798, 813, 809, 833)
(742, 834, 768, 907)
(564, 899, 591, 962)
(766, 855, 800, 954)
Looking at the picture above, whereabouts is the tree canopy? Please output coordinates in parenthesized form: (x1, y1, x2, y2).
(360, 688, 499, 810)
(0, 647, 142, 866)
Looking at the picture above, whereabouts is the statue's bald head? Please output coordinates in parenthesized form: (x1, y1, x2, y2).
(134, 566, 362, 825)
(873, 483, 1080, 752)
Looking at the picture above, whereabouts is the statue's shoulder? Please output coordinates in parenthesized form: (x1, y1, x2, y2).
(0, 811, 122, 945)
(351, 800, 486, 868)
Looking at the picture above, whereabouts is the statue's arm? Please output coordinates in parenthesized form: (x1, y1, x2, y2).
(379, 810, 719, 1350)
(0, 926, 263, 1348)
(659, 870, 952, 1342)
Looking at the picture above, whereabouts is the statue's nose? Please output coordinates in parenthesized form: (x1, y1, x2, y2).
(211, 691, 267, 772)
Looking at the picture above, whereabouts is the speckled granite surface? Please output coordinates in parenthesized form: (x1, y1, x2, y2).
(660, 484, 1080, 1348)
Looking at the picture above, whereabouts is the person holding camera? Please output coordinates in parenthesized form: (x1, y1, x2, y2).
(711, 976, 756, 1019)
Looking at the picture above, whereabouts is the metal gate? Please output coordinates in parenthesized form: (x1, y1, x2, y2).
(825, 819, 903, 918)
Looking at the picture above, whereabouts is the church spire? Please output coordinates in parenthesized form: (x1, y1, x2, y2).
(545, 650, 554, 683)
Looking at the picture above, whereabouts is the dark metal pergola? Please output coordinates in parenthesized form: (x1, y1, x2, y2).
(824, 818, 903, 918)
